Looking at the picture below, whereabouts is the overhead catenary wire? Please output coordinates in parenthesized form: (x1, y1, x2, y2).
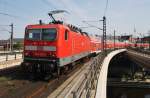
(104, 0, 109, 16)
(0, 12, 27, 21)
(0, 12, 18, 18)
(0, 0, 28, 18)
(0, 24, 10, 26)
(0, 0, 44, 21)
(1, 0, 44, 15)
(82, 21, 103, 30)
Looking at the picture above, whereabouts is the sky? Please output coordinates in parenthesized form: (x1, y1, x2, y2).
(0, 0, 150, 40)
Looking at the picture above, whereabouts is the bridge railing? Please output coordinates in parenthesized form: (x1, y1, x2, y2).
(128, 47, 150, 55)
(64, 52, 107, 98)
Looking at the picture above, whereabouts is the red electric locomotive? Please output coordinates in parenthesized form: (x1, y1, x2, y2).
(22, 10, 92, 75)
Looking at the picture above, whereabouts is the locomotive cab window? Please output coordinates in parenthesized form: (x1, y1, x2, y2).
(42, 28, 57, 41)
(65, 30, 68, 40)
(25, 28, 57, 41)
(26, 29, 41, 40)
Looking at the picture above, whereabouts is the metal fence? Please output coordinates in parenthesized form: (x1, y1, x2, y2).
(63, 52, 106, 98)
(128, 47, 150, 55)
(0, 52, 23, 62)
(127, 48, 150, 59)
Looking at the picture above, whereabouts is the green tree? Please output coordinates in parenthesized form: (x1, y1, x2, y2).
(13, 42, 23, 50)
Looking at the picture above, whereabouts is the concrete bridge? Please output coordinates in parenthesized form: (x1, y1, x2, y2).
(95, 49, 150, 98)
(95, 49, 126, 98)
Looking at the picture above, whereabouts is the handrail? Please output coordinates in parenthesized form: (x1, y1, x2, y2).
(63, 52, 106, 98)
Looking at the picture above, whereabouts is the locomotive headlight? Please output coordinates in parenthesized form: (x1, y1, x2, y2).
(52, 52, 56, 57)
(24, 52, 33, 56)
(25, 52, 29, 56)
(47, 52, 56, 57)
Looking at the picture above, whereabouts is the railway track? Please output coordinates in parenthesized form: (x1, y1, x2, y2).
(0, 58, 91, 98)
(26, 59, 90, 98)
(0, 50, 110, 98)
(48, 60, 92, 98)
(26, 51, 107, 98)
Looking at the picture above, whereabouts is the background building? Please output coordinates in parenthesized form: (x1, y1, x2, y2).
(0, 38, 23, 51)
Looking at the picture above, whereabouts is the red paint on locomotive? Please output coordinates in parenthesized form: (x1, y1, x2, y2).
(23, 23, 92, 72)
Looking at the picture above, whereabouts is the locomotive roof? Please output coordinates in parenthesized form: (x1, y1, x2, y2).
(26, 23, 89, 38)
(66, 24, 89, 37)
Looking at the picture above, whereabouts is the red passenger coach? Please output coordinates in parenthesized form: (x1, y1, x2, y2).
(90, 38, 102, 55)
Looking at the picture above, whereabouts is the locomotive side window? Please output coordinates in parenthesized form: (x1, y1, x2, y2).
(42, 28, 57, 41)
(65, 30, 68, 40)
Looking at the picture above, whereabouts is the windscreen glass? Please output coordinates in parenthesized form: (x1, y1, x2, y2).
(26, 28, 57, 41)
(26, 29, 41, 40)
(42, 29, 57, 41)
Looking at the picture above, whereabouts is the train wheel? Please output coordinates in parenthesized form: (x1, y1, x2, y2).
(57, 67, 60, 79)
(62, 65, 69, 75)
(21, 63, 27, 73)
(70, 62, 75, 69)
